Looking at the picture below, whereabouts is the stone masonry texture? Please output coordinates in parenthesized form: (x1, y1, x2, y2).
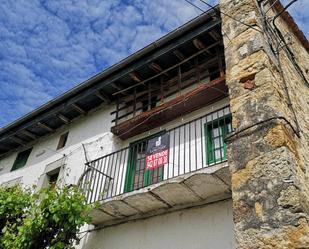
(219, 0, 309, 248)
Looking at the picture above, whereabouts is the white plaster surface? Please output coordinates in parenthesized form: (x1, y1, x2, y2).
(0, 98, 230, 190)
(0, 98, 234, 249)
(81, 199, 235, 249)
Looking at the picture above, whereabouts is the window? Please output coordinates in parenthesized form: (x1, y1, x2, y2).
(57, 132, 69, 150)
(11, 148, 32, 171)
(205, 115, 232, 164)
(37, 158, 65, 190)
(47, 169, 60, 188)
(124, 133, 164, 192)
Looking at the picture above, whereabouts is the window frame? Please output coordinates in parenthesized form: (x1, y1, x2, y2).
(11, 148, 33, 171)
(124, 131, 165, 193)
(204, 114, 231, 165)
(57, 132, 69, 150)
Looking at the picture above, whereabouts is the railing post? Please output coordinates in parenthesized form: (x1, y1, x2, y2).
(177, 66, 182, 95)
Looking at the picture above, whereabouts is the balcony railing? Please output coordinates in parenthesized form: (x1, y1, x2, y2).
(79, 106, 232, 204)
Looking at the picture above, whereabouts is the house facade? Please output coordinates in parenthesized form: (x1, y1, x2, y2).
(0, 1, 308, 248)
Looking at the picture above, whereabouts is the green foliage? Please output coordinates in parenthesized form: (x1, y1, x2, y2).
(0, 185, 92, 249)
(0, 185, 32, 233)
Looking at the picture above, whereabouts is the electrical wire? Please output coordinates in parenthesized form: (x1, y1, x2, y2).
(271, 1, 309, 88)
(225, 116, 300, 143)
(198, 0, 263, 33)
(184, 0, 262, 34)
(183, 0, 232, 43)
(184, 0, 205, 12)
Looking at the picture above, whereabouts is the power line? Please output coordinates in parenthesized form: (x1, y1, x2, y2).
(184, 0, 204, 12)
(185, 0, 262, 34)
(198, 0, 262, 33)
(184, 0, 232, 43)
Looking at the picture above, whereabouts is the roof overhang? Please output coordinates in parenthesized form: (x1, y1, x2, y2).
(0, 7, 223, 157)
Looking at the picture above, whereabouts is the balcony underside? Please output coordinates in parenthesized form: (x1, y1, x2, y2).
(90, 162, 231, 226)
(111, 76, 227, 140)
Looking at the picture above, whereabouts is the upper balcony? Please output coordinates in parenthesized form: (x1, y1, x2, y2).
(79, 106, 232, 225)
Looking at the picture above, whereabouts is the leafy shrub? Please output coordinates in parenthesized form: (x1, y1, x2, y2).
(0, 185, 91, 249)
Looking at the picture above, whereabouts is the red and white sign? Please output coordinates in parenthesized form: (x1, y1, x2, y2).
(146, 149, 169, 170)
(145, 134, 169, 170)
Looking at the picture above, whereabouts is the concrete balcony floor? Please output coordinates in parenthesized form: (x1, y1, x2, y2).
(90, 162, 231, 226)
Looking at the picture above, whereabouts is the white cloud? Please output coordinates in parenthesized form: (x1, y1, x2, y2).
(0, 0, 307, 127)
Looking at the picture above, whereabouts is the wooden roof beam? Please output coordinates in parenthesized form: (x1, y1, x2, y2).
(193, 39, 212, 55)
(173, 49, 186, 61)
(9, 136, 26, 146)
(37, 122, 54, 132)
(72, 103, 86, 115)
(111, 82, 128, 95)
(129, 72, 143, 83)
(111, 82, 124, 91)
(112, 40, 222, 96)
(94, 91, 111, 104)
(57, 114, 70, 124)
(209, 30, 221, 41)
(22, 130, 38, 140)
(149, 63, 169, 77)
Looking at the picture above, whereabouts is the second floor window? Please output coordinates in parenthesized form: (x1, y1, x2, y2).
(57, 132, 69, 150)
(11, 148, 32, 171)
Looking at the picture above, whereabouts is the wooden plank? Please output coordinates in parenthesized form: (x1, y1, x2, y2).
(110, 66, 221, 119)
(112, 41, 221, 96)
(57, 114, 70, 124)
(149, 63, 169, 77)
(72, 103, 86, 115)
(173, 49, 186, 61)
(94, 91, 111, 103)
(129, 72, 143, 83)
(37, 122, 54, 132)
(111, 76, 227, 139)
(22, 130, 38, 140)
(112, 54, 223, 106)
(193, 38, 212, 55)
(9, 136, 26, 145)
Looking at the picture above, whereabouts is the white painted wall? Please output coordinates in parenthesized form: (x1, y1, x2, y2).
(0, 97, 230, 190)
(0, 98, 234, 249)
(80, 199, 235, 249)
(0, 104, 121, 187)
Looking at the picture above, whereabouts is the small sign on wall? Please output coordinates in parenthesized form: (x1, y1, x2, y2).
(146, 133, 169, 170)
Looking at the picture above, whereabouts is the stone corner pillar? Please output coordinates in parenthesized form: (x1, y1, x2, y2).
(219, 0, 309, 248)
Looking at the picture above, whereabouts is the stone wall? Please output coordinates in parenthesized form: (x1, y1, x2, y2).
(219, 0, 309, 248)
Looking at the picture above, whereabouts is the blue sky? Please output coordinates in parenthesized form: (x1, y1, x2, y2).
(0, 0, 308, 128)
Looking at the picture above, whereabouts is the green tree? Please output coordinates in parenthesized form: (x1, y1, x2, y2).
(0, 185, 92, 249)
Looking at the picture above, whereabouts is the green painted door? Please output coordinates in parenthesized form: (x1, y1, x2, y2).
(124, 134, 165, 193)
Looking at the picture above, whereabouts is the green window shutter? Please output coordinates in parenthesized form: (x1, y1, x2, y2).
(205, 115, 231, 165)
(11, 148, 32, 171)
(206, 125, 215, 165)
(124, 147, 136, 192)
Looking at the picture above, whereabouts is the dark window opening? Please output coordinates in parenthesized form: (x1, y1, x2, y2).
(209, 66, 221, 81)
(142, 96, 158, 112)
(48, 169, 60, 188)
(57, 132, 69, 150)
(11, 148, 32, 171)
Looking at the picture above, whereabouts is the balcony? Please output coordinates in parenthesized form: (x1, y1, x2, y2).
(79, 106, 232, 225)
